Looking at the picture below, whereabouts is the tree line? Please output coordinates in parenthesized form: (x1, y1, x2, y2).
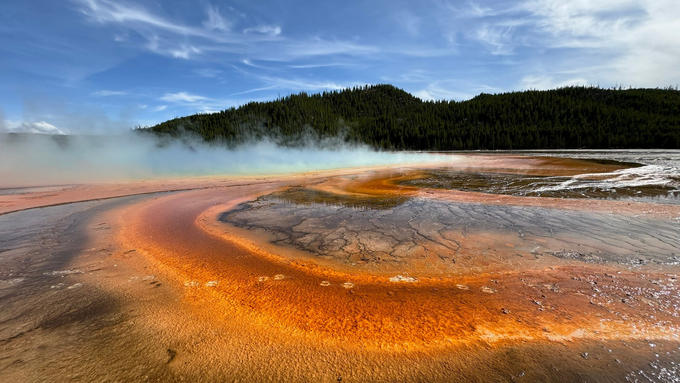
(140, 84, 680, 150)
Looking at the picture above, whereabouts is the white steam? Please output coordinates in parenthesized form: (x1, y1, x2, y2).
(0, 108, 8, 133)
(0, 132, 446, 187)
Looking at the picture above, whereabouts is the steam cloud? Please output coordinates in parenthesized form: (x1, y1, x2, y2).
(0, 132, 447, 187)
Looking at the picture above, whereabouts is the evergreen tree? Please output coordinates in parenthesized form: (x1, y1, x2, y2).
(139, 84, 680, 150)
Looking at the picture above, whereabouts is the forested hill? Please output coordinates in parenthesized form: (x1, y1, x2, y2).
(143, 84, 680, 150)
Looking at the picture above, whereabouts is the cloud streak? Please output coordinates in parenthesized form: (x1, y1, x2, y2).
(94, 90, 126, 96)
(73, 0, 374, 62)
(203, 3, 230, 31)
(243, 25, 281, 36)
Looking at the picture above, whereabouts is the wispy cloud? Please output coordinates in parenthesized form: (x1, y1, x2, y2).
(77, 0, 196, 35)
(10, 121, 68, 134)
(203, 3, 230, 31)
(93, 90, 126, 96)
(227, 70, 360, 97)
(518, 0, 680, 84)
(255, 75, 358, 92)
(242, 59, 269, 69)
(229, 86, 278, 97)
(193, 68, 223, 78)
(282, 38, 378, 58)
(158, 91, 245, 113)
(169, 44, 201, 59)
(446, 1, 514, 18)
(74, 0, 380, 63)
(414, 83, 472, 101)
(393, 11, 420, 36)
(379, 69, 435, 85)
(243, 25, 281, 36)
(160, 92, 208, 103)
(519, 75, 589, 90)
(152, 105, 167, 112)
(288, 62, 352, 69)
(413, 79, 504, 101)
(472, 25, 516, 55)
(437, 0, 680, 87)
(74, 0, 278, 59)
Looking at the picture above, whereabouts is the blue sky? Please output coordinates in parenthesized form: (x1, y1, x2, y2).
(1, 0, 679, 134)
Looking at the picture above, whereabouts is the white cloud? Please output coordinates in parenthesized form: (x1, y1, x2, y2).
(394, 11, 420, 36)
(160, 92, 208, 103)
(11, 121, 68, 135)
(193, 68, 223, 78)
(282, 39, 378, 58)
(413, 81, 503, 101)
(472, 25, 516, 55)
(288, 62, 352, 69)
(520, 0, 680, 85)
(413, 83, 472, 101)
(521, 0, 643, 41)
(255, 75, 355, 92)
(519, 75, 589, 90)
(439, 0, 680, 88)
(170, 44, 201, 59)
(73, 0, 389, 66)
(229, 86, 278, 97)
(242, 59, 268, 69)
(380, 70, 432, 84)
(448, 2, 499, 18)
(157, 92, 246, 113)
(75, 0, 271, 60)
(243, 25, 281, 36)
(93, 90, 126, 96)
(203, 4, 230, 31)
(77, 0, 196, 35)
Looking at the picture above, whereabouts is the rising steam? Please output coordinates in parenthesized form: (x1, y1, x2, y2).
(0, 132, 446, 187)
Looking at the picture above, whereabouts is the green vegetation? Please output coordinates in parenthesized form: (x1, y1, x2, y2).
(142, 84, 680, 150)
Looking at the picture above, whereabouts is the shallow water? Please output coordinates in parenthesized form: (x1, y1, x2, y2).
(505, 149, 680, 203)
(222, 189, 680, 272)
(400, 168, 680, 203)
(267, 187, 411, 210)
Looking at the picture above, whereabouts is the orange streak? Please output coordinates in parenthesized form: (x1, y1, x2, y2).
(120, 184, 680, 352)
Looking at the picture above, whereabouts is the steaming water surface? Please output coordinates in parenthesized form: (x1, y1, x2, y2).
(222, 187, 680, 273)
(219, 150, 680, 275)
(0, 133, 444, 187)
(517, 150, 680, 202)
(405, 150, 680, 204)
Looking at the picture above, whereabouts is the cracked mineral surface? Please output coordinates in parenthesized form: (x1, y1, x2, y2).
(221, 187, 680, 273)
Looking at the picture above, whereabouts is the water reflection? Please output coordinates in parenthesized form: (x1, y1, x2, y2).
(222, 191, 680, 269)
(269, 187, 411, 210)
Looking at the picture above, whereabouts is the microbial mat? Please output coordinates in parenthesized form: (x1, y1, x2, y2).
(1, 152, 680, 382)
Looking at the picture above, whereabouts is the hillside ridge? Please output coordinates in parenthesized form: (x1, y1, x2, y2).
(143, 84, 680, 150)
